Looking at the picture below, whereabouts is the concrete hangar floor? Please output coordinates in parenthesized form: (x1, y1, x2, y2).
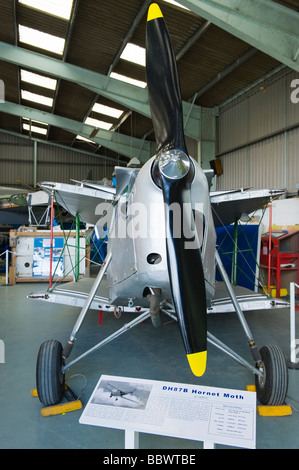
(1, 277, 299, 450)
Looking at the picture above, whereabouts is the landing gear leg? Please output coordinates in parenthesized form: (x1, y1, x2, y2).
(148, 288, 162, 328)
(215, 251, 288, 405)
(62, 251, 112, 359)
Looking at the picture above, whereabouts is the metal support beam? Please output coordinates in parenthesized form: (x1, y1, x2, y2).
(178, 0, 299, 72)
(215, 250, 254, 342)
(33, 140, 37, 188)
(0, 42, 203, 140)
(0, 101, 154, 161)
(62, 309, 151, 373)
(207, 332, 262, 377)
(75, 214, 80, 282)
(63, 250, 112, 361)
(197, 107, 216, 168)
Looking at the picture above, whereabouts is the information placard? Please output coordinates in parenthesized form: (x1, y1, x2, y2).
(79, 375, 256, 449)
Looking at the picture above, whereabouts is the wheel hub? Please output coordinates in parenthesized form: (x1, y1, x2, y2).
(256, 361, 266, 389)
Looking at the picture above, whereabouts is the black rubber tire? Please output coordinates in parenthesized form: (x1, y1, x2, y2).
(255, 344, 288, 406)
(36, 340, 65, 406)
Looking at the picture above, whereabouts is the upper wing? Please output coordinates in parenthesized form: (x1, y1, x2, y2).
(39, 181, 115, 226)
(210, 188, 285, 227)
(39, 178, 284, 228)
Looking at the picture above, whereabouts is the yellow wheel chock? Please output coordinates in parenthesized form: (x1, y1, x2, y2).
(246, 385, 292, 416)
(31, 385, 83, 417)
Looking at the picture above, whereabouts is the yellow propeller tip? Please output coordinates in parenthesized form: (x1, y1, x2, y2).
(187, 351, 207, 377)
(147, 3, 163, 22)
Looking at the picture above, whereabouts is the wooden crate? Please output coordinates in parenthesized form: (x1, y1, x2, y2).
(9, 226, 88, 284)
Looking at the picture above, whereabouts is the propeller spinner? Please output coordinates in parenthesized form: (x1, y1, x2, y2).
(146, 3, 207, 376)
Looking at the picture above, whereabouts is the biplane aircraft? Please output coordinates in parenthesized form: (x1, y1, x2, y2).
(106, 383, 138, 404)
(31, 3, 289, 409)
(90, 382, 140, 408)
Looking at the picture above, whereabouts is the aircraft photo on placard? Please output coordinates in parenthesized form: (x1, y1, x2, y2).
(90, 379, 152, 410)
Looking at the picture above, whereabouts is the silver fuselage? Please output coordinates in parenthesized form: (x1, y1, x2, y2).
(106, 156, 216, 308)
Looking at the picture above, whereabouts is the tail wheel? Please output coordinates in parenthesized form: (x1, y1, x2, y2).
(255, 344, 288, 406)
(36, 340, 65, 406)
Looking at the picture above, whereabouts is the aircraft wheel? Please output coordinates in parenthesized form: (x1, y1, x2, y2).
(255, 344, 288, 406)
(36, 340, 65, 406)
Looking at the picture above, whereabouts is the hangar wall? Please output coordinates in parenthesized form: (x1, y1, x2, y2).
(216, 67, 299, 194)
(0, 131, 116, 187)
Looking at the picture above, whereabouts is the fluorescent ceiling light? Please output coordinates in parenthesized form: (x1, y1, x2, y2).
(120, 43, 146, 67)
(163, 0, 190, 10)
(85, 117, 113, 130)
(92, 103, 123, 119)
(19, 25, 65, 55)
(21, 70, 57, 90)
(110, 72, 147, 89)
(18, 0, 73, 20)
(21, 90, 53, 107)
(76, 135, 95, 143)
(23, 123, 48, 135)
(23, 117, 48, 126)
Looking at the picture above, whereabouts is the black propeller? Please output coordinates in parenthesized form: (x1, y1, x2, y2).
(146, 3, 207, 376)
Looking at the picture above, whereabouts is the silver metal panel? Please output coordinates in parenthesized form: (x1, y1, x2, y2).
(287, 128, 299, 193)
(28, 281, 289, 314)
(37, 142, 116, 184)
(217, 129, 299, 193)
(215, 148, 248, 191)
(107, 156, 217, 307)
(218, 99, 248, 153)
(248, 135, 286, 190)
(218, 69, 298, 151)
(217, 69, 299, 193)
(211, 188, 285, 226)
(0, 132, 34, 186)
(247, 80, 285, 142)
(208, 294, 289, 314)
(0, 130, 116, 188)
(286, 70, 299, 127)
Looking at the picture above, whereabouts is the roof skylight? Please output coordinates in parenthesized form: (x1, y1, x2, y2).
(23, 123, 48, 135)
(18, 25, 65, 55)
(20, 70, 57, 90)
(23, 117, 48, 126)
(120, 43, 146, 67)
(22, 119, 48, 135)
(18, 0, 73, 21)
(110, 72, 147, 89)
(92, 103, 123, 119)
(21, 90, 53, 107)
(85, 117, 113, 131)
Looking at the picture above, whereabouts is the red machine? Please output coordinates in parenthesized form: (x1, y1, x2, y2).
(260, 230, 299, 298)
